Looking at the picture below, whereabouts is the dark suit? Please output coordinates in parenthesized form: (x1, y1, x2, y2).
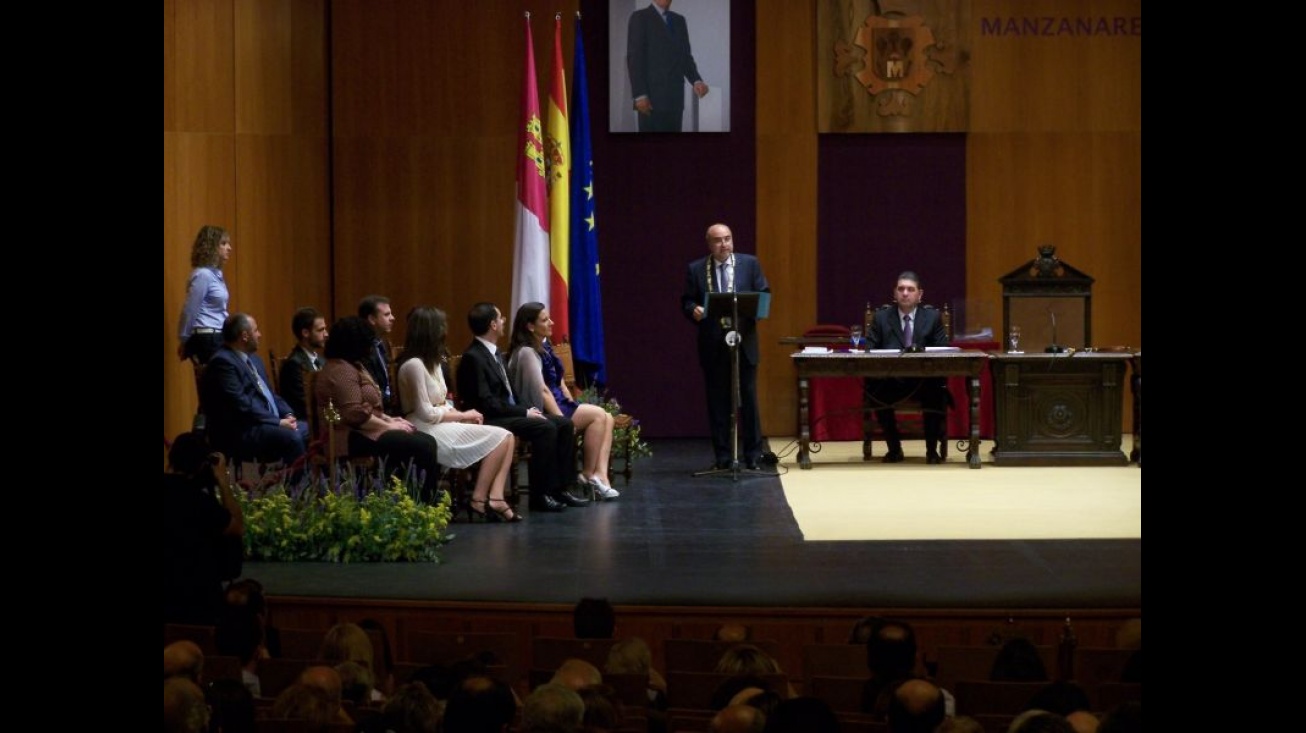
(865, 305, 952, 451)
(680, 253, 770, 465)
(455, 339, 576, 505)
(200, 346, 308, 464)
(363, 338, 398, 415)
(626, 4, 703, 132)
(278, 346, 320, 422)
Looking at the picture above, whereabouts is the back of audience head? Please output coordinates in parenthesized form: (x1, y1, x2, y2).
(1007, 710, 1076, 733)
(941, 715, 985, 733)
(715, 644, 782, 676)
(866, 619, 919, 681)
(1096, 701, 1140, 733)
(164, 677, 210, 733)
(711, 702, 766, 733)
(297, 665, 346, 721)
(761, 696, 839, 733)
(215, 603, 264, 666)
(164, 640, 205, 683)
(578, 683, 624, 733)
(715, 622, 751, 643)
(167, 430, 213, 476)
(849, 615, 885, 645)
(336, 660, 376, 707)
(223, 578, 268, 617)
(358, 618, 395, 693)
(205, 678, 256, 733)
(442, 674, 516, 733)
(604, 636, 652, 676)
(990, 637, 1049, 681)
(319, 621, 375, 670)
(522, 682, 584, 733)
(573, 597, 616, 638)
(887, 678, 946, 733)
(1026, 681, 1092, 717)
(271, 682, 337, 725)
(551, 658, 603, 691)
(1064, 711, 1100, 733)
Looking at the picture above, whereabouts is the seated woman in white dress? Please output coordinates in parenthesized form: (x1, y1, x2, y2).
(506, 302, 619, 500)
(397, 306, 520, 522)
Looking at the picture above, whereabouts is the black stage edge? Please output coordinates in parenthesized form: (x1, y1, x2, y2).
(243, 439, 1141, 609)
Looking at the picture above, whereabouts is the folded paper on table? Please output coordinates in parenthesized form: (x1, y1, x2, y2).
(801, 346, 832, 354)
(867, 349, 901, 354)
(925, 346, 962, 352)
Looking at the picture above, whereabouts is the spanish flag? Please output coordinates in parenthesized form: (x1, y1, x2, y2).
(546, 14, 571, 342)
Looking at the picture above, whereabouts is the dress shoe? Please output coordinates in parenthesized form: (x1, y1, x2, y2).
(530, 494, 566, 512)
(554, 491, 591, 507)
(881, 447, 905, 464)
(926, 451, 943, 465)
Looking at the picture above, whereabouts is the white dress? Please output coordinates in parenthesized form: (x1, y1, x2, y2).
(397, 358, 511, 469)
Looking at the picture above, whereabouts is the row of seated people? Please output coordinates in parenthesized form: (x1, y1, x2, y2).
(192, 297, 624, 521)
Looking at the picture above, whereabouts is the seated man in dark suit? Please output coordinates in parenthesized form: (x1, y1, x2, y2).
(201, 313, 309, 466)
(279, 306, 327, 420)
(865, 271, 952, 464)
(454, 302, 587, 512)
(358, 294, 399, 415)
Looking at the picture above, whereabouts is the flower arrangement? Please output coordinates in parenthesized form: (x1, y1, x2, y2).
(576, 386, 653, 462)
(235, 464, 452, 563)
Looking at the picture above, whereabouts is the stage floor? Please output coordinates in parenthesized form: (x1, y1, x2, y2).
(243, 438, 1142, 609)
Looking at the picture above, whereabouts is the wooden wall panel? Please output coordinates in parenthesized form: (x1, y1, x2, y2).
(164, 0, 329, 442)
(756, 0, 820, 439)
(969, 0, 1141, 133)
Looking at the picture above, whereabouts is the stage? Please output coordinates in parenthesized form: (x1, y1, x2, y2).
(243, 438, 1142, 610)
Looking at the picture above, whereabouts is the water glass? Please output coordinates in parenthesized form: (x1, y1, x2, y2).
(849, 326, 863, 351)
(1007, 325, 1022, 353)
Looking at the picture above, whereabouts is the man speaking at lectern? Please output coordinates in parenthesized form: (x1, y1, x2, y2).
(681, 223, 770, 469)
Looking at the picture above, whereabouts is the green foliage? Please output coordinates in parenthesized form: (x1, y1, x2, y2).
(236, 472, 452, 563)
(575, 386, 653, 461)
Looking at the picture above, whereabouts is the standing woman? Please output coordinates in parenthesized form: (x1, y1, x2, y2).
(398, 307, 521, 523)
(507, 303, 620, 500)
(176, 225, 233, 363)
(314, 316, 443, 503)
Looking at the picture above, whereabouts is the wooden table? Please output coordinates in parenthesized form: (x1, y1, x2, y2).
(790, 350, 989, 469)
(989, 352, 1133, 466)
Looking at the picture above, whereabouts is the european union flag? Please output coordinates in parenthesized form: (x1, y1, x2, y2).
(568, 16, 606, 387)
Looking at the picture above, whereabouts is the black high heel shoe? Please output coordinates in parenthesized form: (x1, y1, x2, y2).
(468, 498, 489, 522)
(487, 497, 523, 523)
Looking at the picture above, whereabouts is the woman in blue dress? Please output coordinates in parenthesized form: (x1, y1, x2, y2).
(506, 302, 619, 500)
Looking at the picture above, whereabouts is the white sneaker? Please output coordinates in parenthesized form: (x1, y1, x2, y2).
(587, 474, 620, 500)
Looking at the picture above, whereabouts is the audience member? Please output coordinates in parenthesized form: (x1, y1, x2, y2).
(359, 294, 398, 413)
(337, 660, 378, 708)
(163, 640, 206, 683)
(715, 644, 782, 676)
(358, 617, 396, 697)
(507, 302, 620, 500)
(709, 675, 773, 711)
(990, 638, 1049, 681)
(224, 578, 281, 657)
(942, 716, 985, 733)
(270, 682, 339, 725)
(316, 316, 443, 502)
(295, 665, 354, 725)
(1095, 702, 1140, 733)
(176, 224, 232, 364)
(578, 683, 625, 733)
(214, 601, 265, 696)
(861, 619, 953, 718)
(887, 678, 946, 733)
(521, 682, 585, 733)
(552, 658, 603, 691)
(1007, 710, 1076, 733)
(280, 306, 328, 420)
(455, 301, 587, 512)
(205, 678, 256, 733)
(1026, 681, 1093, 718)
(319, 622, 377, 684)
(574, 597, 616, 638)
(441, 674, 516, 733)
(1064, 711, 1100, 733)
(605, 636, 667, 708)
(164, 676, 210, 733)
(399, 306, 519, 522)
(762, 696, 839, 733)
(711, 702, 766, 733)
(200, 313, 309, 465)
(864, 270, 951, 463)
(849, 615, 884, 645)
(164, 432, 243, 625)
(715, 622, 751, 643)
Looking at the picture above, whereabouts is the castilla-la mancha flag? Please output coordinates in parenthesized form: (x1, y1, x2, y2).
(511, 13, 550, 321)
(546, 14, 571, 342)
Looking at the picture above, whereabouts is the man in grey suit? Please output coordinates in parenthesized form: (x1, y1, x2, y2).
(681, 223, 770, 469)
(865, 271, 952, 464)
(627, 0, 709, 132)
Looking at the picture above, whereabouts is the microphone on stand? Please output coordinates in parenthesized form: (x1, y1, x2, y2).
(1045, 308, 1066, 353)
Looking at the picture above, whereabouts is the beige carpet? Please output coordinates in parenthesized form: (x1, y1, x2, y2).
(775, 437, 1141, 541)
